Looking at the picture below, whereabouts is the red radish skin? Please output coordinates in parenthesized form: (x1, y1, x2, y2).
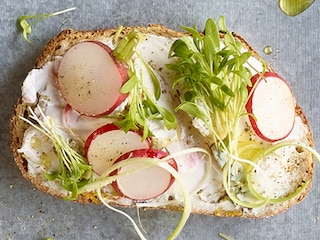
(57, 41, 128, 116)
(84, 124, 150, 175)
(246, 72, 295, 142)
(111, 149, 178, 200)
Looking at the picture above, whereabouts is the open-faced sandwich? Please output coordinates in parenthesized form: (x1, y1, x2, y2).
(11, 17, 318, 239)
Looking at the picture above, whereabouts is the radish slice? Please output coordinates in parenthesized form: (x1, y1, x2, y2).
(63, 104, 113, 140)
(246, 72, 295, 142)
(57, 41, 128, 116)
(111, 149, 177, 200)
(84, 124, 149, 175)
(93, 41, 129, 83)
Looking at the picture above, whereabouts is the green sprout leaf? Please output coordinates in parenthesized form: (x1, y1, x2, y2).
(19, 7, 76, 43)
(204, 18, 220, 50)
(218, 16, 227, 32)
(177, 102, 207, 122)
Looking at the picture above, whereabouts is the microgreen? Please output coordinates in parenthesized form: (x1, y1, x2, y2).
(20, 106, 92, 200)
(112, 29, 177, 140)
(168, 17, 258, 151)
(19, 7, 76, 43)
(170, 23, 247, 126)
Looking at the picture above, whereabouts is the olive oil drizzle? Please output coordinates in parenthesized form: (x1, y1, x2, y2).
(278, 0, 315, 16)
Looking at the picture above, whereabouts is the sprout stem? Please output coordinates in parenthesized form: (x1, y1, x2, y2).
(51, 7, 77, 16)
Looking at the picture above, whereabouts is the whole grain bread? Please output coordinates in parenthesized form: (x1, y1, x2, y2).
(10, 24, 315, 218)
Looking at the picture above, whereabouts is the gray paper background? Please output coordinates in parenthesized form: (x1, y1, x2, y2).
(1, 1, 320, 239)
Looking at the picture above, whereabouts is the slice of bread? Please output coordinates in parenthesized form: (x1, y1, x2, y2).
(10, 24, 315, 218)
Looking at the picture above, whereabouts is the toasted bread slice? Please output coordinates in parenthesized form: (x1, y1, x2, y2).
(11, 24, 314, 218)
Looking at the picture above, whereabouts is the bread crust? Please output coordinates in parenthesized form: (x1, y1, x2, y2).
(10, 24, 315, 218)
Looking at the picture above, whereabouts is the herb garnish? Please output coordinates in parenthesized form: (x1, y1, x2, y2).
(20, 106, 92, 200)
(112, 29, 177, 140)
(19, 7, 76, 43)
(167, 16, 259, 150)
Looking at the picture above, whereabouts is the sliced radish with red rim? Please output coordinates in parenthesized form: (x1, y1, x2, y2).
(84, 124, 150, 175)
(57, 41, 128, 116)
(111, 149, 178, 200)
(246, 72, 295, 142)
(93, 41, 129, 83)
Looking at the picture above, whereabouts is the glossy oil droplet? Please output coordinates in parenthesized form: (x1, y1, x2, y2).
(278, 0, 315, 16)
(263, 46, 273, 55)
